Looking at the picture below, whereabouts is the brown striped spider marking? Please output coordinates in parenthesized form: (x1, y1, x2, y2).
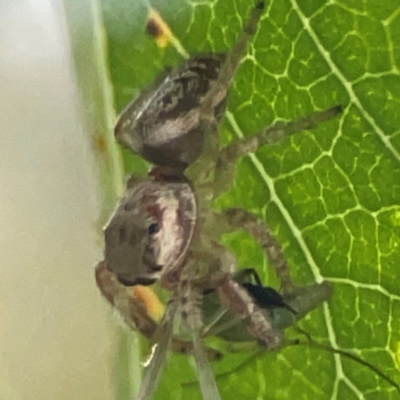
(93, 0, 400, 398)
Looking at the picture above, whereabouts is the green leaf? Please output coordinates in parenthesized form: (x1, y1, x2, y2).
(98, 0, 400, 398)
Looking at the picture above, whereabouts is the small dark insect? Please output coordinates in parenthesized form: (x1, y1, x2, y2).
(95, 1, 400, 399)
(240, 272, 298, 315)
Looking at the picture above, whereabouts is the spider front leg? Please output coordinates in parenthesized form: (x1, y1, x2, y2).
(205, 278, 332, 344)
(211, 105, 343, 198)
(135, 300, 178, 400)
(95, 261, 223, 359)
(95, 260, 159, 338)
(186, 2, 265, 181)
(213, 271, 283, 349)
(200, 250, 272, 345)
(174, 256, 223, 400)
(221, 207, 294, 292)
(199, 1, 265, 116)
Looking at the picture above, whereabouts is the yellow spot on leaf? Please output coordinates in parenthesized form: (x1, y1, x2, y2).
(147, 9, 174, 49)
(146, 8, 189, 58)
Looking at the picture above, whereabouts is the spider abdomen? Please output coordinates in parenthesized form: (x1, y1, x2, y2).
(115, 54, 227, 168)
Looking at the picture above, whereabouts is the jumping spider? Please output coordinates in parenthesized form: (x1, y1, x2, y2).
(95, 2, 399, 399)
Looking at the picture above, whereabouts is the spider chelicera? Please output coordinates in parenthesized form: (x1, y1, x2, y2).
(94, 1, 399, 399)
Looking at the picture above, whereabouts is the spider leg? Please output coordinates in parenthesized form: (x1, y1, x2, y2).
(200, 2, 265, 117)
(215, 272, 283, 349)
(224, 105, 342, 157)
(96, 262, 175, 399)
(135, 300, 178, 400)
(191, 241, 283, 349)
(211, 105, 343, 198)
(96, 261, 223, 361)
(191, 331, 222, 400)
(170, 339, 223, 361)
(187, 2, 265, 182)
(234, 267, 263, 286)
(176, 257, 223, 399)
(201, 308, 235, 337)
(204, 283, 333, 358)
(222, 207, 294, 292)
(95, 261, 159, 339)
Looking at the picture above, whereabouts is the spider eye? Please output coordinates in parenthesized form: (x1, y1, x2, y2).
(148, 223, 160, 235)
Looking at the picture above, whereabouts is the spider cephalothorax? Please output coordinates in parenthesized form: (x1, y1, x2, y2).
(104, 178, 197, 286)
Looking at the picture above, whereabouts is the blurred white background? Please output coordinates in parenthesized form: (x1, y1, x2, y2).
(0, 0, 116, 398)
